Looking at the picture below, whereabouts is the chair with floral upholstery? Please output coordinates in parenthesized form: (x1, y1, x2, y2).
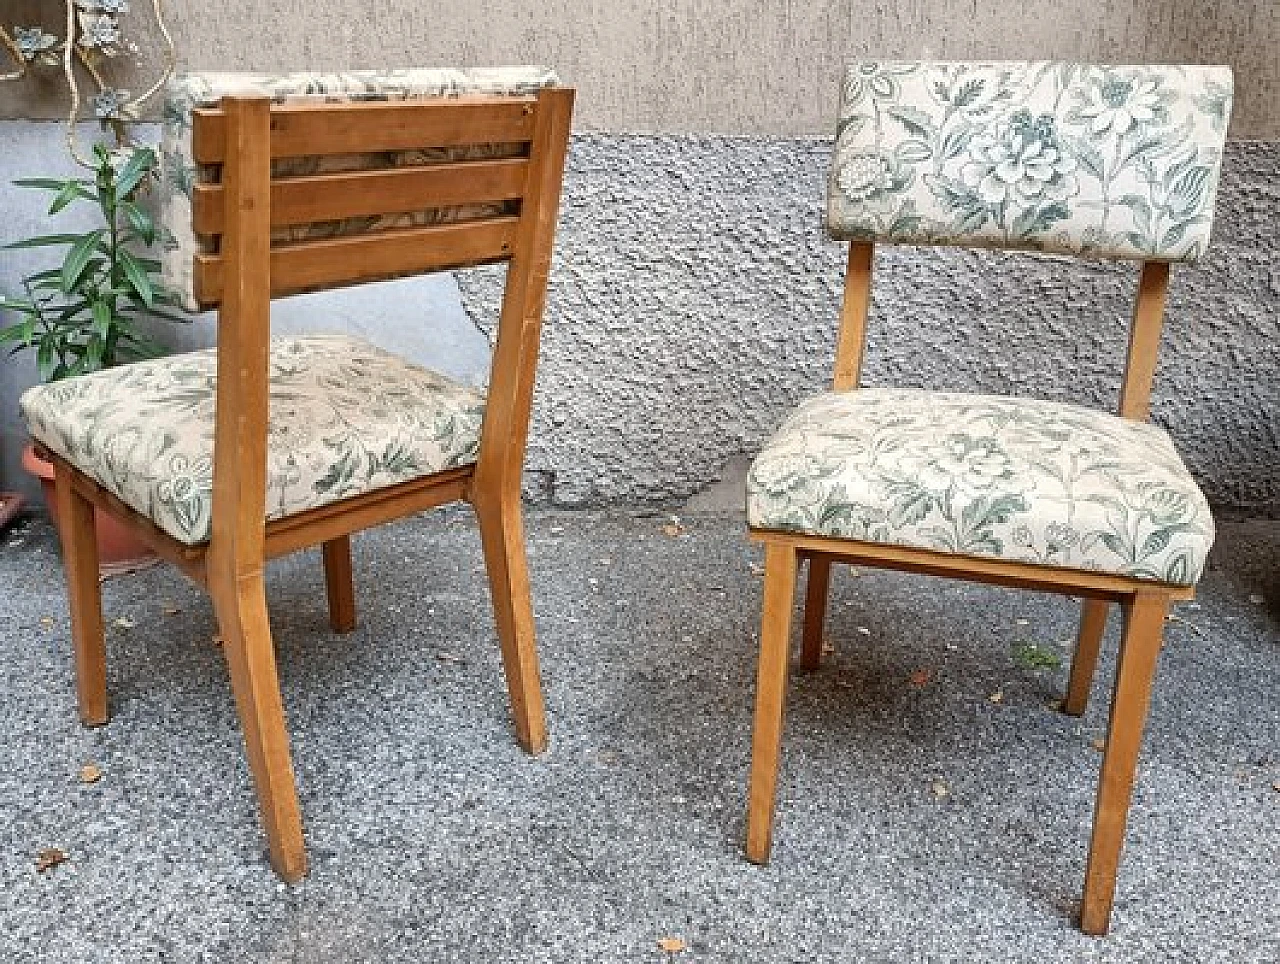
(742, 61, 1231, 934)
(20, 67, 574, 880)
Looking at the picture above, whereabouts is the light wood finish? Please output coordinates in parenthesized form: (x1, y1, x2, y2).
(192, 157, 529, 234)
(192, 97, 538, 163)
(745, 541, 799, 863)
(745, 240, 1194, 934)
(468, 86, 576, 754)
(1081, 591, 1170, 934)
(799, 553, 832, 671)
(194, 217, 518, 307)
(1118, 261, 1171, 421)
(41, 88, 574, 882)
(1064, 599, 1110, 716)
(831, 241, 875, 392)
(52, 461, 107, 726)
(322, 536, 357, 634)
(751, 527, 1194, 602)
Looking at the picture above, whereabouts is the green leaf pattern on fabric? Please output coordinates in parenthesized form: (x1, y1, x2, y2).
(20, 334, 486, 545)
(746, 389, 1213, 585)
(828, 61, 1232, 261)
(158, 67, 560, 311)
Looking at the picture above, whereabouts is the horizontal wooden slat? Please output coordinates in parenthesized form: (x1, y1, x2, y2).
(193, 216, 517, 306)
(192, 157, 528, 234)
(193, 97, 538, 163)
(756, 528, 1196, 601)
(265, 467, 473, 558)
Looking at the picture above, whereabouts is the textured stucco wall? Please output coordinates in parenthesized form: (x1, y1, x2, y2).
(457, 134, 1280, 516)
(2, 0, 1279, 138)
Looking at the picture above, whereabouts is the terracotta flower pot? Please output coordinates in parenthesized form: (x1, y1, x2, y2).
(21, 443, 158, 575)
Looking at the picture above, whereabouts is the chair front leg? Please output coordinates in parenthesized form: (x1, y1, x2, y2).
(799, 553, 832, 672)
(210, 568, 307, 882)
(1080, 590, 1169, 935)
(474, 493, 548, 755)
(745, 541, 799, 864)
(321, 535, 357, 633)
(52, 464, 108, 726)
(1064, 598, 1110, 716)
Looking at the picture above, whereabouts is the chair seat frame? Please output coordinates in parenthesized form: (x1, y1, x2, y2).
(49, 86, 574, 881)
(744, 240, 1196, 935)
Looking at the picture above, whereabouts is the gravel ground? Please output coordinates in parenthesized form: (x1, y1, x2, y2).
(0, 508, 1276, 963)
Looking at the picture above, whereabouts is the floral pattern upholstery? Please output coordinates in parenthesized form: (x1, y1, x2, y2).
(159, 67, 560, 311)
(20, 335, 486, 545)
(747, 389, 1213, 585)
(828, 62, 1232, 260)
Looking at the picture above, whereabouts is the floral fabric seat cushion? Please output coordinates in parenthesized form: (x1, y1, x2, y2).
(746, 389, 1213, 585)
(20, 335, 485, 546)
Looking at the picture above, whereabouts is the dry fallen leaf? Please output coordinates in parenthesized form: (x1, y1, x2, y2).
(821, 638, 836, 656)
(35, 847, 68, 873)
(1091, 738, 1107, 752)
(988, 690, 1004, 704)
(660, 522, 684, 538)
(113, 616, 136, 630)
(657, 937, 687, 954)
(908, 669, 932, 687)
(437, 652, 463, 663)
(749, 563, 765, 577)
(210, 634, 223, 647)
(79, 763, 102, 784)
(1272, 781, 1280, 793)
(1248, 594, 1265, 605)
(855, 626, 871, 636)
(1046, 698, 1065, 712)
(1015, 618, 1030, 627)
(39, 616, 54, 630)
(931, 778, 950, 799)
(161, 604, 182, 617)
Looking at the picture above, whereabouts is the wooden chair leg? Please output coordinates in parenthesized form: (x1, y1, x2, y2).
(52, 466, 108, 726)
(210, 571, 307, 882)
(474, 496, 548, 755)
(1080, 591, 1169, 935)
(745, 541, 799, 864)
(799, 553, 832, 672)
(321, 535, 357, 633)
(1064, 598, 1110, 716)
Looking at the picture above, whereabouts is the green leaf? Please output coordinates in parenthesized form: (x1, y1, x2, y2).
(35, 339, 55, 380)
(114, 149, 155, 199)
(13, 177, 78, 192)
(61, 230, 107, 293)
(122, 203, 156, 245)
(48, 182, 94, 215)
(90, 299, 113, 336)
(894, 139, 933, 163)
(118, 250, 154, 308)
(5, 233, 85, 250)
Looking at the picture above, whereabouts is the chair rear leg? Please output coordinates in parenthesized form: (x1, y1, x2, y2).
(474, 496, 548, 754)
(211, 571, 307, 881)
(799, 553, 832, 671)
(1079, 591, 1169, 935)
(52, 465, 108, 726)
(745, 541, 799, 864)
(321, 535, 357, 633)
(1064, 599, 1110, 716)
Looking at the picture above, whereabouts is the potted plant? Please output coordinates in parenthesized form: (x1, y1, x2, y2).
(2, 142, 183, 572)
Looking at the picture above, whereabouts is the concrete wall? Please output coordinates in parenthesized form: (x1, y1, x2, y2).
(4, 1, 1279, 138)
(1, 1, 1277, 513)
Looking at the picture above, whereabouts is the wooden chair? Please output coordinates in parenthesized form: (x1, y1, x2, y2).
(20, 68, 574, 880)
(742, 61, 1231, 934)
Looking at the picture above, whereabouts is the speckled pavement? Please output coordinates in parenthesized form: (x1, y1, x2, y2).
(1, 507, 1276, 963)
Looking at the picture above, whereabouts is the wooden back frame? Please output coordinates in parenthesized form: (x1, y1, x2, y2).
(830, 240, 1172, 421)
(186, 88, 574, 570)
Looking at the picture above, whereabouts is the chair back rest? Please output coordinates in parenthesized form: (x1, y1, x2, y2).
(159, 67, 560, 311)
(827, 62, 1232, 261)
(157, 70, 574, 567)
(824, 61, 1232, 422)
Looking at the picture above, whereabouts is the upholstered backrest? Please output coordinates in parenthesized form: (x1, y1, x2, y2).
(827, 62, 1232, 261)
(159, 67, 559, 311)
